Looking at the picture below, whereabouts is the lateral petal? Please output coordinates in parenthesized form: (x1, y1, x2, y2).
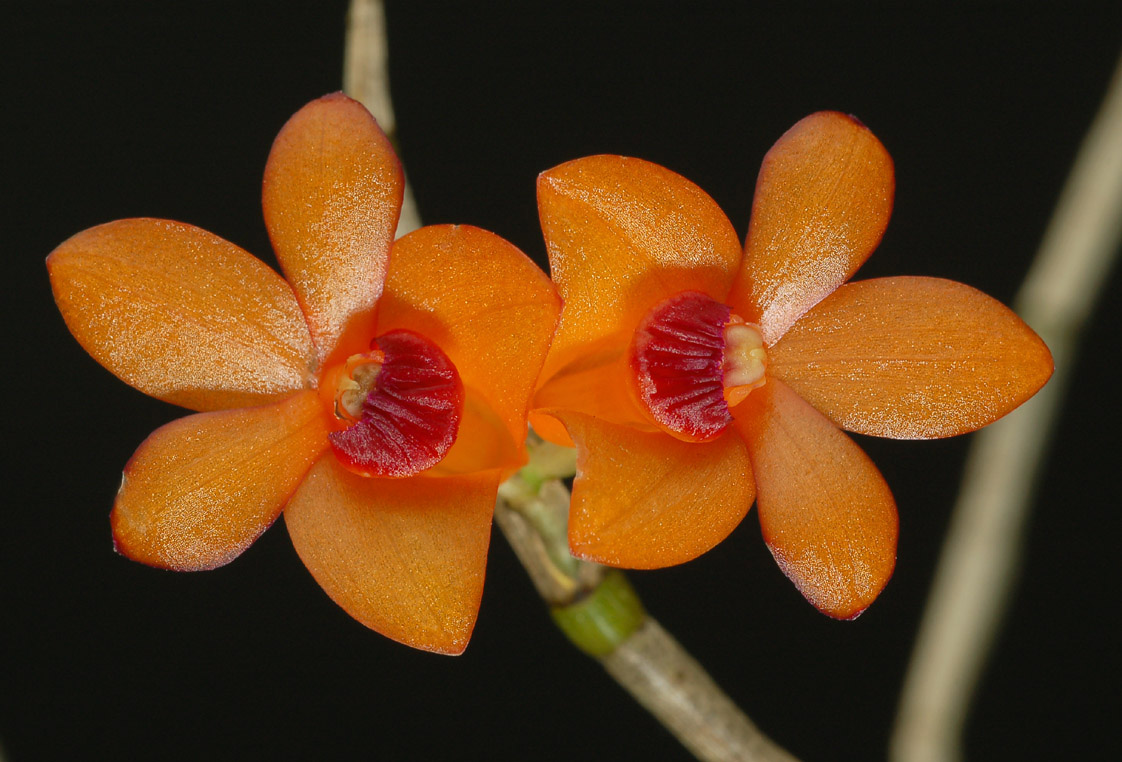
(111, 391, 329, 571)
(770, 277, 1053, 438)
(728, 112, 895, 344)
(429, 389, 522, 475)
(537, 155, 742, 386)
(557, 411, 754, 569)
(47, 218, 315, 411)
(375, 225, 560, 469)
(284, 457, 499, 655)
(734, 378, 897, 619)
(531, 339, 655, 447)
(263, 93, 403, 366)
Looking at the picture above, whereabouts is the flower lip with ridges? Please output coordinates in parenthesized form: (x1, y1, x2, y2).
(629, 291, 768, 443)
(327, 330, 464, 478)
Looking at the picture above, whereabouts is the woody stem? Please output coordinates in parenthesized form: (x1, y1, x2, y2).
(495, 433, 797, 762)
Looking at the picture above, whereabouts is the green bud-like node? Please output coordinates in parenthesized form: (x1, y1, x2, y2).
(550, 571, 645, 657)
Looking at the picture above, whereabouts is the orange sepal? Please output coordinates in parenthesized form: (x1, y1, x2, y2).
(728, 112, 895, 344)
(770, 277, 1054, 438)
(262, 92, 403, 366)
(557, 411, 754, 569)
(284, 456, 500, 654)
(734, 378, 897, 619)
(375, 225, 560, 461)
(47, 219, 315, 412)
(536, 155, 742, 386)
(111, 391, 329, 571)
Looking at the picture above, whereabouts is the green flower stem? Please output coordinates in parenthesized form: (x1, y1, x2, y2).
(496, 432, 583, 583)
(494, 452, 601, 604)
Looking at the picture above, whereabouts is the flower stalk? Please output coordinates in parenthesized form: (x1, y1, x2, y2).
(496, 434, 797, 762)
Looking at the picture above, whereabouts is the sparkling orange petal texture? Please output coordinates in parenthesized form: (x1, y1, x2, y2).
(734, 378, 897, 619)
(431, 389, 522, 475)
(375, 224, 560, 466)
(284, 456, 500, 655)
(47, 219, 315, 412)
(536, 155, 742, 385)
(558, 411, 755, 569)
(770, 277, 1055, 438)
(727, 112, 895, 344)
(111, 391, 329, 571)
(262, 92, 403, 367)
(530, 340, 655, 448)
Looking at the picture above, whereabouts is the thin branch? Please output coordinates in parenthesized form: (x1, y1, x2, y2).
(890, 48, 1122, 762)
(602, 619, 800, 762)
(343, 0, 421, 236)
(496, 471, 797, 762)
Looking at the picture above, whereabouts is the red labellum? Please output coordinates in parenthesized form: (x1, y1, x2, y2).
(329, 330, 464, 477)
(630, 291, 733, 442)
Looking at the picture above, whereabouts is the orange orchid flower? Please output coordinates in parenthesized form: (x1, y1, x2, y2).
(47, 93, 560, 654)
(530, 111, 1053, 619)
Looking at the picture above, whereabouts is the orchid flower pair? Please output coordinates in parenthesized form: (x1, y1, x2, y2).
(48, 94, 1051, 653)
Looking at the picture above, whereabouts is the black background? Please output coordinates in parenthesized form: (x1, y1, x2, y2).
(6, 3, 1121, 760)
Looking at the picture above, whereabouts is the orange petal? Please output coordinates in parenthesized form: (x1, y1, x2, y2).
(375, 225, 560, 466)
(531, 338, 655, 446)
(770, 277, 1054, 438)
(284, 456, 500, 654)
(262, 93, 403, 366)
(734, 378, 897, 619)
(111, 391, 329, 571)
(727, 112, 895, 344)
(47, 219, 315, 411)
(557, 411, 754, 569)
(529, 409, 576, 448)
(537, 155, 742, 386)
(430, 388, 522, 476)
